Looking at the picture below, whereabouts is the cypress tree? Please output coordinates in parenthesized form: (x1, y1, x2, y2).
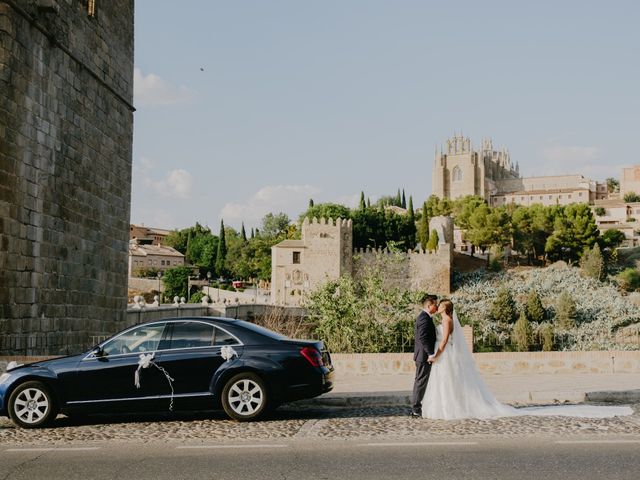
(408, 196, 414, 219)
(419, 203, 429, 251)
(215, 220, 227, 276)
(241, 222, 247, 242)
(401, 189, 407, 209)
(426, 229, 439, 252)
(359, 191, 366, 211)
(556, 292, 577, 329)
(490, 287, 518, 324)
(250, 228, 255, 239)
(525, 291, 545, 323)
(367, 198, 371, 208)
(395, 189, 402, 207)
(513, 311, 532, 352)
(309, 198, 314, 208)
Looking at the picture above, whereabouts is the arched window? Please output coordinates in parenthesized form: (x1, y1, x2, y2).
(452, 166, 463, 182)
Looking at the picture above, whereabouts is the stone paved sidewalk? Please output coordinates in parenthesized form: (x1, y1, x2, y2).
(0, 404, 638, 445)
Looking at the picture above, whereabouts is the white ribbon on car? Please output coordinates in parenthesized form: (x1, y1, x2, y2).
(7, 361, 22, 371)
(221, 346, 238, 361)
(134, 353, 176, 411)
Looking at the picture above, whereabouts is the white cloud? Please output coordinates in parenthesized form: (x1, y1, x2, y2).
(220, 184, 322, 226)
(133, 68, 195, 106)
(144, 169, 193, 199)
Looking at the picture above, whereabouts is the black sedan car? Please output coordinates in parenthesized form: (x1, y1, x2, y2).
(0, 317, 334, 428)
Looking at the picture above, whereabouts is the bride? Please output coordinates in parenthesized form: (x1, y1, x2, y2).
(422, 299, 516, 420)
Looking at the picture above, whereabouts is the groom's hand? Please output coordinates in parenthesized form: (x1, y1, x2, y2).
(427, 355, 436, 363)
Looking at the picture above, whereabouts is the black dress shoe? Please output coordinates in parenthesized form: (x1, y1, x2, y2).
(410, 411, 422, 418)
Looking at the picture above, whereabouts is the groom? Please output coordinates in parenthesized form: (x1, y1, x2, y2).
(411, 294, 438, 417)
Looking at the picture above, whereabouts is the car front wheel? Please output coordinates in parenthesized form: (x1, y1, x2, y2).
(221, 373, 268, 421)
(8, 381, 58, 429)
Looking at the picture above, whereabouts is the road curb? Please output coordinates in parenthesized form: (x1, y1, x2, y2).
(585, 389, 640, 403)
(294, 392, 411, 408)
(295, 389, 640, 408)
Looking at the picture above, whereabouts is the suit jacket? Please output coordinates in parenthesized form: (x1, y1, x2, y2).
(413, 310, 436, 363)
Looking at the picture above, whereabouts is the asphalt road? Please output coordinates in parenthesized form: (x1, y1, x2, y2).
(2, 437, 640, 480)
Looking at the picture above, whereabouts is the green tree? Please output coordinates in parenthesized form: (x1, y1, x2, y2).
(309, 198, 314, 208)
(359, 191, 366, 211)
(300, 203, 351, 223)
(401, 189, 407, 209)
(539, 323, 554, 351)
(261, 212, 290, 238)
(452, 195, 486, 230)
(395, 188, 402, 207)
(512, 311, 532, 352)
(240, 222, 247, 242)
(606, 177, 620, 193)
(162, 266, 192, 299)
(489, 287, 518, 325)
(425, 195, 452, 217)
(600, 229, 626, 250)
(580, 243, 605, 281)
(418, 203, 430, 251)
(215, 220, 227, 277)
(545, 204, 599, 263)
(426, 229, 439, 252)
(525, 291, 545, 323)
(555, 291, 577, 329)
(305, 253, 421, 353)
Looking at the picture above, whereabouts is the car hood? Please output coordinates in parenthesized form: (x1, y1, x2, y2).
(7, 353, 85, 373)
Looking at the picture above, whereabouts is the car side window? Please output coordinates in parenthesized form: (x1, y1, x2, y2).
(213, 327, 239, 346)
(168, 322, 215, 349)
(102, 324, 166, 356)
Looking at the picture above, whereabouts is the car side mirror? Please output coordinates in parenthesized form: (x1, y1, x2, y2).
(91, 346, 105, 357)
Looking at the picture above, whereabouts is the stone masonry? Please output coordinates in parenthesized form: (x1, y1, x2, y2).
(0, 1, 135, 354)
(271, 216, 452, 305)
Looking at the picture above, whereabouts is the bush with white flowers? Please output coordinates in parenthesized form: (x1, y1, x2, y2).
(452, 262, 640, 351)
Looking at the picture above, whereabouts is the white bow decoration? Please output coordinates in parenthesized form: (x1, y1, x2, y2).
(134, 352, 176, 411)
(221, 346, 238, 361)
(7, 361, 21, 371)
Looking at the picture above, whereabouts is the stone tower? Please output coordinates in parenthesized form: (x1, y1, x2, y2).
(432, 134, 520, 201)
(271, 218, 352, 306)
(0, 1, 135, 354)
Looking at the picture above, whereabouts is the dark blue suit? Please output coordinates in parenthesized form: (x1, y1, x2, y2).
(412, 310, 437, 414)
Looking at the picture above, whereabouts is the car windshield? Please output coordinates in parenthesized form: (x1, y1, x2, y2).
(234, 320, 288, 341)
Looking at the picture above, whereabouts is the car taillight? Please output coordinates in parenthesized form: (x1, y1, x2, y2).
(300, 346, 324, 367)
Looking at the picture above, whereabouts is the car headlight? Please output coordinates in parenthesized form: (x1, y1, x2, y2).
(0, 373, 11, 385)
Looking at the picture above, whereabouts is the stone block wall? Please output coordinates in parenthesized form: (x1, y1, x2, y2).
(0, 0, 134, 355)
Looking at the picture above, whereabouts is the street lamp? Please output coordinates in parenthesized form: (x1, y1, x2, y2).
(157, 271, 162, 304)
(207, 271, 212, 299)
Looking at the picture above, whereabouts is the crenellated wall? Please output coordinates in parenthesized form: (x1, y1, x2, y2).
(271, 216, 453, 305)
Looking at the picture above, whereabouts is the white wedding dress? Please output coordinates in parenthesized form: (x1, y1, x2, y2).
(421, 312, 634, 420)
(422, 312, 518, 420)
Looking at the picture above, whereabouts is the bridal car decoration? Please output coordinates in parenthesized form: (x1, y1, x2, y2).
(134, 352, 176, 410)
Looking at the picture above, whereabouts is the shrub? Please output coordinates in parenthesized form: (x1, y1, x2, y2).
(426, 229, 439, 252)
(488, 245, 503, 272)
(189, 291, 205, 303)
(555, 291, 577, 329)
(539, 323, 554, 351)
(623, 192, 640, 203)
(512, 311, 532, 352)
(580, 243, 605, 281)
(616, 268, 640, 292)
(489, 287, 518, 324)
(525, 290, 545, 323)
(594, 207, 606, 216)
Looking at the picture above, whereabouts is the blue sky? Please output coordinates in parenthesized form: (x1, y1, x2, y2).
(131, 0, 640, 231)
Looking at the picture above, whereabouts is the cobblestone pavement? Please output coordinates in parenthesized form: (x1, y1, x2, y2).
(0, 404, 638, 445)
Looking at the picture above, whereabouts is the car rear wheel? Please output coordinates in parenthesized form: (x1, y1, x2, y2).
(221, 373, 268, 421)
(8, 381, 58, 429)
